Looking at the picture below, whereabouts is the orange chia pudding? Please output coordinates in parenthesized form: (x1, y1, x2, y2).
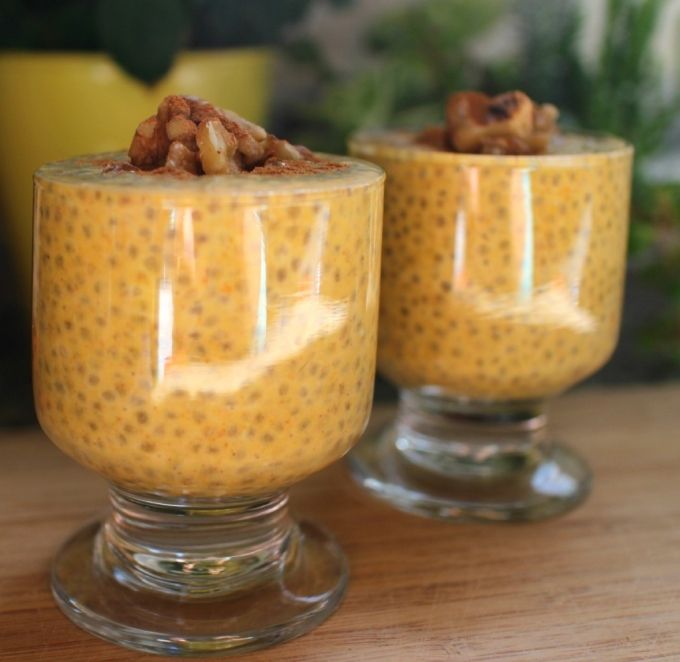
(33, 154, 384, 497)
(350, 130, 632, 400)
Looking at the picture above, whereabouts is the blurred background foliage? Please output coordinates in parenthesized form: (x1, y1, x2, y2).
(283, 0, 680, 378)
(0, 0, 351, 83)
(286, 0, 676, 173)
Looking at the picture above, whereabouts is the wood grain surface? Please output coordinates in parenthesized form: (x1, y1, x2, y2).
(2, 385, 680, 661)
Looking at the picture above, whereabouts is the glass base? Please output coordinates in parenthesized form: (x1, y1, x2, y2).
(348, 390, 591, 522)
(51, 490, 347, 657)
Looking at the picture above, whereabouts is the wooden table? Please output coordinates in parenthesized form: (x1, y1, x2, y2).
(2, 385, 680, 661)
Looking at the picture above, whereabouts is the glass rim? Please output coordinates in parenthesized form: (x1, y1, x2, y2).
(34, 151, 385, 196)
(348, 129, 633, 166)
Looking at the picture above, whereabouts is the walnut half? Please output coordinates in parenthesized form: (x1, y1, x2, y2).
(445, 91, 559, 155)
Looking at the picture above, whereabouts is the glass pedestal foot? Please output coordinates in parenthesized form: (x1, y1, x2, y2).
(348, 390, 591, 522)
(51, 489, 347, 657)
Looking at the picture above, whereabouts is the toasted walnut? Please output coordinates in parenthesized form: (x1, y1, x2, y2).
(185, 96, 222, 124)
(266, 136, 304, 161)
(157, 95, 191, 124)
(185, 96, 270, 167)
(166, 116, 197, 148)
(531, 103, 560, 153)
(220, 108, 268, 142)
(165, 141, 199, 174)
(128, 96, 195, 170)
(196, 119, 240, 175)
(128, 116, 164, 169)
(155, 96, 190, 158)
(127, 94, 320, 175)
(228, 125, 267, 168)
(446, 91, 558, 155)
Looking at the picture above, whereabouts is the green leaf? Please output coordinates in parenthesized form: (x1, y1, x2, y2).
(283, 37, 335, 79)
(0, 0, 30, 48)
(285, 0, 508, 152)
(96, 0, 186, 85)
(0, 0, 98, 50)
(391, 102, 443, 128)
(187, 0, 327, 48)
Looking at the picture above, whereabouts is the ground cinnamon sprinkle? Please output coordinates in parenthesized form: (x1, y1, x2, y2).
(83, 159, 135, 172)
(86, 156, 346, 178)
(251, 159, 347, 176)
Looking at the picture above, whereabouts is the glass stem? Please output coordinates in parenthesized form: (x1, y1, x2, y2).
(396, 389, 549, 478)
(95, 488, 298, 598)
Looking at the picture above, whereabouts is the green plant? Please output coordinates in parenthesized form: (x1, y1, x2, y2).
(492, 0, 677, 243)
(482, 1, 588, 127)
(285, 0, 507, 152)
(291, 0, 677, 193)
(631, 182, 680, 364)
(0, 0, 351, 84)
(510, 0, 680, 364)
(288, 0, 680, 372)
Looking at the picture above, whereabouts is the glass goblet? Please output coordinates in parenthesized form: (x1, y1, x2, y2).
(33, 153, 384, 654)
(348, 130, 632, 522)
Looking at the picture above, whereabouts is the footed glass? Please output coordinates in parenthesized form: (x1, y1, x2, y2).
(348, 130, 632, 522)
(33, 153, 383, 655)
